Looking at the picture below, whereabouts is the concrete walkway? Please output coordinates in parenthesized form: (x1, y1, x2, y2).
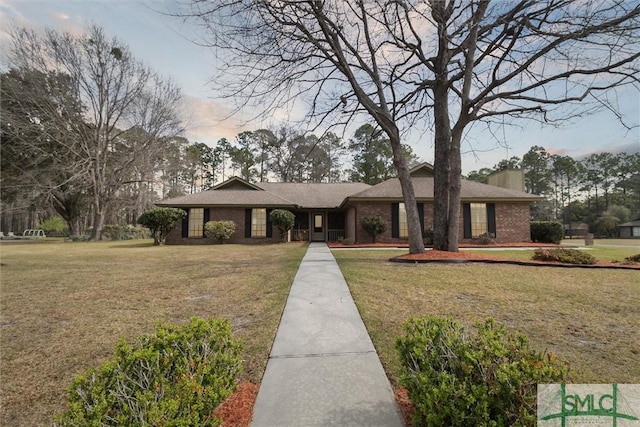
(251, 243, 404, 427)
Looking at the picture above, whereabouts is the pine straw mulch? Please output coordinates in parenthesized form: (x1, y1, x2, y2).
(214, 382, 259, 427)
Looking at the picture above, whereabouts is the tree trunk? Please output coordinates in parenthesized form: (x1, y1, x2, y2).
(90, 197, 106, 241)
(433, 81, 454, 251)
(388, 130, 424, 254)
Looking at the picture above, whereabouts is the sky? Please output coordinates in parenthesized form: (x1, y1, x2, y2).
(1, 0, 639, 174)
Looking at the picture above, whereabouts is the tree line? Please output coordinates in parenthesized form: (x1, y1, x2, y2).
(466, 147, 640, 236)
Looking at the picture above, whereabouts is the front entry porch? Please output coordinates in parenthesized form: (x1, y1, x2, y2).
(290, 210, 346, 242)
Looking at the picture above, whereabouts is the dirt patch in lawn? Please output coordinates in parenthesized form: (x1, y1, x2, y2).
(393, 249, 640, 269)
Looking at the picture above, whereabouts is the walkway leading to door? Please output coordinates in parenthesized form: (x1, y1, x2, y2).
(251, 243, 404, 427)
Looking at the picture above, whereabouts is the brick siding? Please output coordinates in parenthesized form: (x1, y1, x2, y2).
(352, 201, 531, 244)
(165, 208, 282, 245)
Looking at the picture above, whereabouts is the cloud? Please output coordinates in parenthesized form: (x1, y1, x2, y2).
(180, 95, 252, 145)
(51, 11, 69, 21)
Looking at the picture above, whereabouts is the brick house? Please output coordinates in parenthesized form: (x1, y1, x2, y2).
(157, 164, 540, 244)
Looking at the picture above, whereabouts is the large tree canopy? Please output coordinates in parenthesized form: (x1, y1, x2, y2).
(183, 0, 639, 252)
(3, 25, 183, 240)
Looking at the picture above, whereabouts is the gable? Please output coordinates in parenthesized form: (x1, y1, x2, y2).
(213, 176, 263, 191)
(409, 163, 435, 177)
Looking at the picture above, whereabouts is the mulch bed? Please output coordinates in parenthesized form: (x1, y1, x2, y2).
(328, 241, 560, 249)
(214, 382, 259, 427)
(393, 249, 640, 269)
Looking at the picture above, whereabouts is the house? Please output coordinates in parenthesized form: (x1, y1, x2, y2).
(157, 163, 541, 244)
(618, 219, 640, 239)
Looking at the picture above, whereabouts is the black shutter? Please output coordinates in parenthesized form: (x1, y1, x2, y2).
(391, 203, 399, 238)
(417, 203, 425, 234)
(245, 209, 252, 238)
(463, 203, 472, 239)
(202, 209, 210, 238)
(181, 209, 189, 238)
(487, 203, 496, 237)
(266, 209, 273, 238)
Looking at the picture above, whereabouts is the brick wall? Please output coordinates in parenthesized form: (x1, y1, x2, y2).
(165, 208, 282, 245)
(494, 202, 532, 242)
(351, 201, 531, 244)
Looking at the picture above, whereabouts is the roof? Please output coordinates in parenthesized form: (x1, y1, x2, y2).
(157, 176, 371, 209)
(345, 176, 541, 203)
(158, 165, 540, 210)
(618, 219, 640, 227)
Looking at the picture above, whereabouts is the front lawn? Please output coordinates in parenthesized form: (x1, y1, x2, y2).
(333, 249, 640, 385)
(0, 240, 307, 426)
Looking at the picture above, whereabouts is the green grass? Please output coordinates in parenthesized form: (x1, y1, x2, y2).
(0, 239, 307, 427)
(333, 250, 640, 387)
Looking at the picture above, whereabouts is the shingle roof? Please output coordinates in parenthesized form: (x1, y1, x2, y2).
(157, 180, 371, 209)
(156, 189, 296, 208)
(346, 176, 541, 202)
(157, 172, 539, 209)
(618, 219, 640, 227)
(257, 182, 371, 208)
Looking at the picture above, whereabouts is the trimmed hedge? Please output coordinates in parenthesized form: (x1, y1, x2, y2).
(396, 316, 570, 427)
(205, 220, 236, 243)
(532, 248, 597, 265)
(55, 317, 242, 426)
(530, 221, 564, 244)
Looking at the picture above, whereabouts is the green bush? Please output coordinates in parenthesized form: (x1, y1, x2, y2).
(269, 209, 295, 243)
(530, 221, 564, 243)
(56, 317, 242, 427)
(138, 207, 186, 245)
(422, 227, 434, 245)
(532, 248, 597, 265)
(362, 215, 387, 243)
(38, 216, 68, 235)
(623, 253, 640, 264)
(102, 224, 151, 241)
(204, 220, 236, 243)
(396, 316, 570, 427)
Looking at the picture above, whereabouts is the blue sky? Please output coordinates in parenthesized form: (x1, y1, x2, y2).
(2, 0, 638, 174)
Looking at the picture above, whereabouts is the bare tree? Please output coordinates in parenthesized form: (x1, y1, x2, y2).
(5, 25, 183, 240)
(181, 0, 639, 252)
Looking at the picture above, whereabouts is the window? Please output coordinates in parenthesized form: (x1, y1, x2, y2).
(188, 208, 204, 237)
(314, 214, 323, 233)
(633, 227, 640, 237)
(252, 208, 267, 237)
(398, 203, 409, 239)
(470, 203, 488, 237)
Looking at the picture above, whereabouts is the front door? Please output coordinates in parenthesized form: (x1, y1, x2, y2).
(311, 212, 325, 241)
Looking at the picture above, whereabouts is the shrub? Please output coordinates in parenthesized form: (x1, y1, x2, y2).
(623, 254, 640, 264)
(102, 224, 151, 241)
(55, 317, 242, 427)
(473, 232, 494, 245)
(38, 216, 68, 235)
(362, 215, 387, 243)
(532, 248, 597, 265)
(396, 316, 570, 427)
(269, 209, 295, 243)
(530, 221, 564, 243)
(422, 227, 434, 245)
(204, 220, 236, 243)
(138, 207, 186, 245)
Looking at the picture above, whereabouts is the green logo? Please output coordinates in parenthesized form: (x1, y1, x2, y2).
(538, 384, 640, 426)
